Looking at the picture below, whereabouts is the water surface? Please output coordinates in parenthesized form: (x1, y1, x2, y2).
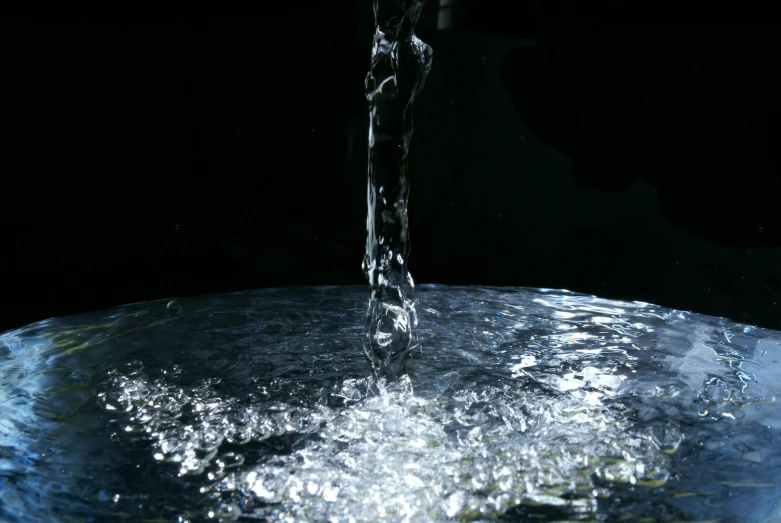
(1, 285, 780, 521)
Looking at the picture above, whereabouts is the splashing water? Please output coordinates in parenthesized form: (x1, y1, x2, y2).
(3, 3, 781, 521)
(362, 0, 432, 381)
(2, 286, 781, 522)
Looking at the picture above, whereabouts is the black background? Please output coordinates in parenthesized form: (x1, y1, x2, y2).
(2, 1, 780, 333)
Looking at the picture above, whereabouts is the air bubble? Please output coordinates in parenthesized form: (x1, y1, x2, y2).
(166, 300, 182, 315)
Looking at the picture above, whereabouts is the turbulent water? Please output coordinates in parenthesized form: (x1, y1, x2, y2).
(362, 0, 432, 380)
(8, 6, 778, 523)
(2, 285, 780, 522)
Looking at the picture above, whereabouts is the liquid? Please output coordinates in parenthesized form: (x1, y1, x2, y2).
(362, 0, 432, 380)
(2, 285, 780, 521)
(4, 4, 780, 520)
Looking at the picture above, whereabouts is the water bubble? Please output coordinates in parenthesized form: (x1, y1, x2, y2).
(702, 382, 730, 405)
(166, 300, 182, 315)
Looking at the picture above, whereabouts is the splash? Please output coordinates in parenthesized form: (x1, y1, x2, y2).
(3, 286, 781, 521)
(362, 0, 433, 380)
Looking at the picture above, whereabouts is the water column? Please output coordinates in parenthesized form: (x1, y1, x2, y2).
(363, 0, 432, 381)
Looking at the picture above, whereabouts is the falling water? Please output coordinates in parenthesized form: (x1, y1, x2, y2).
(362, 0, 433, 380)
(3, 3, 781, 521)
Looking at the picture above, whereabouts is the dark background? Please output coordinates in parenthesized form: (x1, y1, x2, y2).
(2, 1, 780, 333)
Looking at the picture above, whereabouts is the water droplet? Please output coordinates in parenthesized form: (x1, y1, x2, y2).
(166, 300, 182, 315)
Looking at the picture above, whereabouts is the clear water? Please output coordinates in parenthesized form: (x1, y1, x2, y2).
(2, 285, 780, 522)
(362, 0, 432, 379)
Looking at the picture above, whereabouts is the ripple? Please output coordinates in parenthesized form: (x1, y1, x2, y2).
(1, 285, 780, 521)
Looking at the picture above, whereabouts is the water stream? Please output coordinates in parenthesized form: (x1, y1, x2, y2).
(363, 0, 432, 381)
(2, 2, 781, 522)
